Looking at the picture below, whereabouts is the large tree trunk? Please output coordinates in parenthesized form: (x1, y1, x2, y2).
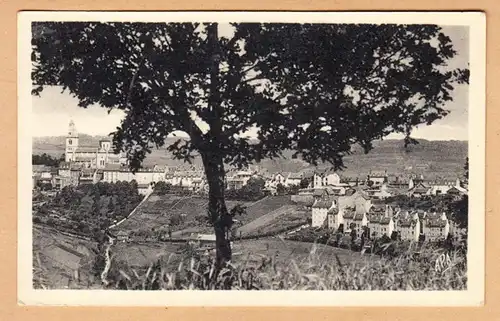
(201, 152, 232, 265)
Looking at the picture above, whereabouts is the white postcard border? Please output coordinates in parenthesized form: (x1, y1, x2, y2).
(17, 11, 486, 307)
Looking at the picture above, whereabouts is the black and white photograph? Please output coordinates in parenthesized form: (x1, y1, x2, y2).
(18, 11, 485, 306)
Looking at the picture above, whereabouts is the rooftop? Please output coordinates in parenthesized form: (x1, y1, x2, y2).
(368, 170, 388, 178)
(343, 208, 355, 219)
(327, 207, 339, 214)
(313, 189, 325, 197)
(399, 218, 418, 227)
(427, 219, 447, 228)
(379, 217, 392, 225)
(312, 196, 337, 209)
(287, 172, 302, 180)
(103, 163, 125, 171)
(76, 146, 99, 153)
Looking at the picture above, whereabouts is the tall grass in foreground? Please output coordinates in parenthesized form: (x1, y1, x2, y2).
(97, 243, 466, 291)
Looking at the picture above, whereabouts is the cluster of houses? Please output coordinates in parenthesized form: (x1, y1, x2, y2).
(33, 121, 468, 205)
(306, 184, 465, 241)
(33, 157, 468, 203)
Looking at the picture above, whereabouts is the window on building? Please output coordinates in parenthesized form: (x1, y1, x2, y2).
(68, 139, 72, 145)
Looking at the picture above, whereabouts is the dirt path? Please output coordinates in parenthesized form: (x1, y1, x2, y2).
(100, 235, 115, 286)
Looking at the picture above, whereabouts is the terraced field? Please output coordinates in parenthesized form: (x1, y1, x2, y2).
(112, 194, 294, 236)
(32, 226, 99, 289)
(112, 193, 252, 236)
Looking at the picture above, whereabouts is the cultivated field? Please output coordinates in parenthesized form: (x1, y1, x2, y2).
(238, 195, 293, 225)
(112, 194, 295, 238)
(112, 241, 184, 268)
(110, 237, 368, 271)
(238, 204, 308, 237)
(232, 238, 370, 266)
(112, 194, 251, 235)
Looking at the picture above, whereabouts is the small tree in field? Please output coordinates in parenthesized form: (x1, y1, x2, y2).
(32, 22, 468, 265)
(299, 177, 310, 189)
(276, 183, 286, 195)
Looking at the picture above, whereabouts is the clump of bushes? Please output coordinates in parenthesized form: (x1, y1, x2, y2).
(285, 226, 334, 245)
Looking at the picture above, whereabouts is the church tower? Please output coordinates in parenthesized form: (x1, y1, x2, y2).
(65, 120, 79, 162)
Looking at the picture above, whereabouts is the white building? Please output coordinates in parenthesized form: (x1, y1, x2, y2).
(226, 170, 254, 190)
(398, 213, 421, 242)
(311, 196, 338, 227)
(313, 168, 341, 188)
(352, 213, 369, 238)
(285, 172, 303, 187)
(327, 207, 343, 230)
(426, 178, 462, 196)
(422, 213, 450, 241)
(102, 164, 167, 186)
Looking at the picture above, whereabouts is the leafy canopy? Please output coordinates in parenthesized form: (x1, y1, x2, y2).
(32, 22, 468, 171)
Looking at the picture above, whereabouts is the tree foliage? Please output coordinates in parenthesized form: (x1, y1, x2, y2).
(153, 181, 172, 195)
(37, 181, 144, 233)
(32, 22, 468, 169)
(32, 153, 63, 167)
(299, 177, 310, 189)
(226, 178, 266, 201)
(31, 22, 468, 263)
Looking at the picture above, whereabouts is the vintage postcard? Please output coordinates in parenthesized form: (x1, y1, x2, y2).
(18, 11, 485, 306)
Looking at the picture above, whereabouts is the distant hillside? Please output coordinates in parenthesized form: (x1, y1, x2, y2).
(32, 135, 467, 179)
(32, 134, 111, 157)
(334, 139, 467, 179)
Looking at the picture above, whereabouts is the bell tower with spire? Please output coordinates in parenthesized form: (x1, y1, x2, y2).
(65, 120, 79, 162)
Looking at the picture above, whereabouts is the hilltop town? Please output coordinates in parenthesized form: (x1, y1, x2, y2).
(33, 121, 468, 254)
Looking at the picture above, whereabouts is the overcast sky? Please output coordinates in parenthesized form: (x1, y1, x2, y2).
(31, 25, 469, 141)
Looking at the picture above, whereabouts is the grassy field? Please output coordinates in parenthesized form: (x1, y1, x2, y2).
(112, 241, 183, 268)
(33, 225, 467, 291)
(103, 238, 466, 291)
(232, 239, 369, 266)
(109, 238, 367, 272)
